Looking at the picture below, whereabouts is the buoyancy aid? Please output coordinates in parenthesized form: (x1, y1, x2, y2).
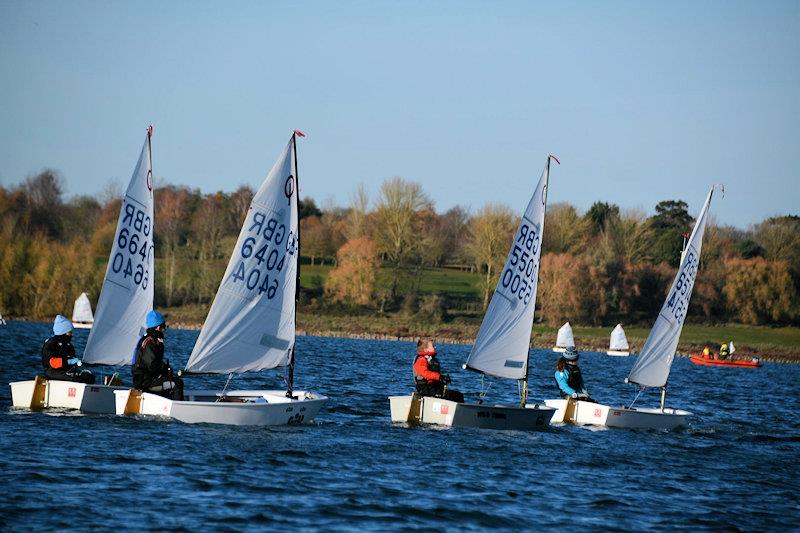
(41, 334, 75, 371)
(719, 343, 729, 357)
(413, 354, 441, 385)
(555, 362, 585, 397)
(132, 334, 165, 389)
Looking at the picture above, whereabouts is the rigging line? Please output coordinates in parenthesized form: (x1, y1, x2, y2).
(216, 372, 234, 402)
(628, 387, 644, 409)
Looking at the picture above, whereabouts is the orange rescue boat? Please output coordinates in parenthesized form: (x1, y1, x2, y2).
(689, 354, 761, 368)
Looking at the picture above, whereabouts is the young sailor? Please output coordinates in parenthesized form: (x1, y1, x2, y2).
(132, 310, 183, 400)
(718, 342, 729, 360)
(554, 347, 594, 402)
(413, 338, 464, 403)
(41, 315, 95, 384)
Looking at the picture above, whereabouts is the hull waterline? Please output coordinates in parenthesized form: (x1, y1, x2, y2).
(545, 399, 691, 430)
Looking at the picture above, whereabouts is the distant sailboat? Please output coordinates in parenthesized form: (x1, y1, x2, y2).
(10, 126, 155, 413)
(389, 155, 560, 431)
(0, 313, 6, 326)
(71, 293, 94, 329)
(547, 185, 722, 430)
(115, 131, 327, 426)
(606, 324, 631, 356)
(553, 322, 574, 352)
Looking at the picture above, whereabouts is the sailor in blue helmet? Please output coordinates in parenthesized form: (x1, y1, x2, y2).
(132, 310, 183, 400)
(554, 346, 595, 403)
(41, 315, 95, 384)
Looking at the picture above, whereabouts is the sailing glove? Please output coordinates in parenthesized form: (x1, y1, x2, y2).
(68, 358, 81, 366)
(570, 393, 578, 399)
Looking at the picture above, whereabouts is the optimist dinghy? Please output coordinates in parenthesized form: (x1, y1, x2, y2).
(116, 132, 327, 426)
(553, 322, 574, 352)
(606, 324, 631, 356)
(389, 155, 560, 430)
(10, 127, 156, 413)
(71, 293, 94, 329)
(547, 185, 723, 430)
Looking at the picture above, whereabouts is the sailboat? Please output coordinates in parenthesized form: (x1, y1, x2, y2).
(10, 127, 155, 414)
(606, 323, 631, 356)
(552, 322, 574, 352)
(114, 132, 327, 426)
(546, 185, 722, 430)
(71, 293, 94, 329)
(389, 155, 560, 430)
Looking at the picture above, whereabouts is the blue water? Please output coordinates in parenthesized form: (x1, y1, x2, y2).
(1, 320, 798, 531)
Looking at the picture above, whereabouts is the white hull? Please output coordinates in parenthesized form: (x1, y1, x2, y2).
(10, 379, 125, 414)
(545, 399, 691, 430)
(73, 322, 93, 330)
(389, 395, 555, 431)
(606, 350, 632, 356)
(552, 347, 567, 353)
(115, 389, 327, 426)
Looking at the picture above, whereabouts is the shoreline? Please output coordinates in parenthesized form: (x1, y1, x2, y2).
(7, 316, 798, 363)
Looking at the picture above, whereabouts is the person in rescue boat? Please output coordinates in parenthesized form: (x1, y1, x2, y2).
(41, 315, 95, 384)
(554, 347, 595, 402)
(702, 345, 712, 358)
(132, 310, 183, 400)
(718, 342, 729, 360)
(413, 338, 464, 403)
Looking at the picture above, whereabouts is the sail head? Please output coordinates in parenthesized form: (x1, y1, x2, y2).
(464, 156, 553, 380)
(185, 138, 299, 374)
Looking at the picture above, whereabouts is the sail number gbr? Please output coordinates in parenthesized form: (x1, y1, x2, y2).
(499, 222, 540, 305)
(664, 249, 699, 323)
(110, 202, 153, 291)
(229, 211, 296, 299)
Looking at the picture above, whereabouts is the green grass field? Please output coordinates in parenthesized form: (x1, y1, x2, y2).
(300, 264, 482, 296)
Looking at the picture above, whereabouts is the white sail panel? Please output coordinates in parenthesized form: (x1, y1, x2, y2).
(627, 187, 716, 388)
(185, 139, 298, 374)
(72, 293, 94, 324)
(729, 340, 736, 354)
(84, 131, 155, 365)
(556, 322, 574, 348)
(464, 156, 554, 380)
(609, 324, 629, 351)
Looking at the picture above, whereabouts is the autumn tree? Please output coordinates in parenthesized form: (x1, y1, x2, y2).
(373, 177, 432, 300)
(325, 238, 379, 305)
(542, 203, 589, 255)
(156, 185, 193, 306)
(723, 258, 796, 324)
(466, 203, 516, 310)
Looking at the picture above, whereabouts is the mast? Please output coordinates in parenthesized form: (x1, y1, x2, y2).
(286, 130, 302, 397)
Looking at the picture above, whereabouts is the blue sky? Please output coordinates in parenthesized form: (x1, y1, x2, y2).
(1, 1, 797, 228)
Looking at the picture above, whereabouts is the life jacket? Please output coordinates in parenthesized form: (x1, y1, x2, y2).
(702, 347, 710, 357)
(413, 354, 441, 385)
(555, 362, 585, 397)
(719, 344, 729, 357)
(41, 334, 75, 371)
(132, 334, 165, 389)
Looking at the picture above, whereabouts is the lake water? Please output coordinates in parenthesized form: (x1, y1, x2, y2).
(1, 320, 798, 530)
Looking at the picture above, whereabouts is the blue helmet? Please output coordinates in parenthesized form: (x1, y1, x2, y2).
(145, 310, 166, 329)
(564, 346, 580, 361)
(53, 314, 74, 335)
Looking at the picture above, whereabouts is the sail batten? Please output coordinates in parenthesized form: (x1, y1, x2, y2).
(627, 187, 716, 388)
(463, 156, 553, 380)
(184, 138, 299, 374)
(83, 131, 155, 365)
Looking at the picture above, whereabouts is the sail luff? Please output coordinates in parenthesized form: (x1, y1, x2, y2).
(464, 155, 553, 380)
(626, 187, 716, 388)
(184, 136, 299, 374)
(83, 129, 155, 365)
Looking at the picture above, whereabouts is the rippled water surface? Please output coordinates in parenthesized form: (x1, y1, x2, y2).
(1, 320, 799, 531)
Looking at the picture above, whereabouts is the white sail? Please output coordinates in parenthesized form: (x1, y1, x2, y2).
(72, 293, 94, 324)
(185, 137, 299, 374)
(83, 130, 155, 365)
(729, 341, 736, 354)
(464, 155, 555, 380)
(627, 186, 718, 388)
(609, 324, 629, 351)
(556, 322, 574, 348)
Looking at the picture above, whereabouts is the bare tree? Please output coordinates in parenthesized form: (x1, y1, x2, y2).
(466, 203, 516, 309)
(157, 186, 192, 306)
(344, 183, 370, 240)
(373, 177, 432, 300)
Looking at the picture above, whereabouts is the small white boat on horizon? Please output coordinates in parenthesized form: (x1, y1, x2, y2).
(552, 322, 574, 352)
(71, 292, 94, 329)
(606, 323, 631, 356)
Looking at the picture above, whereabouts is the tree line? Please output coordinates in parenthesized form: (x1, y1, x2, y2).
(1, 169, 798, 326)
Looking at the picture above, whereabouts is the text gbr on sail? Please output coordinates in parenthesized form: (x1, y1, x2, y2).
(111, 200, 153, 291)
